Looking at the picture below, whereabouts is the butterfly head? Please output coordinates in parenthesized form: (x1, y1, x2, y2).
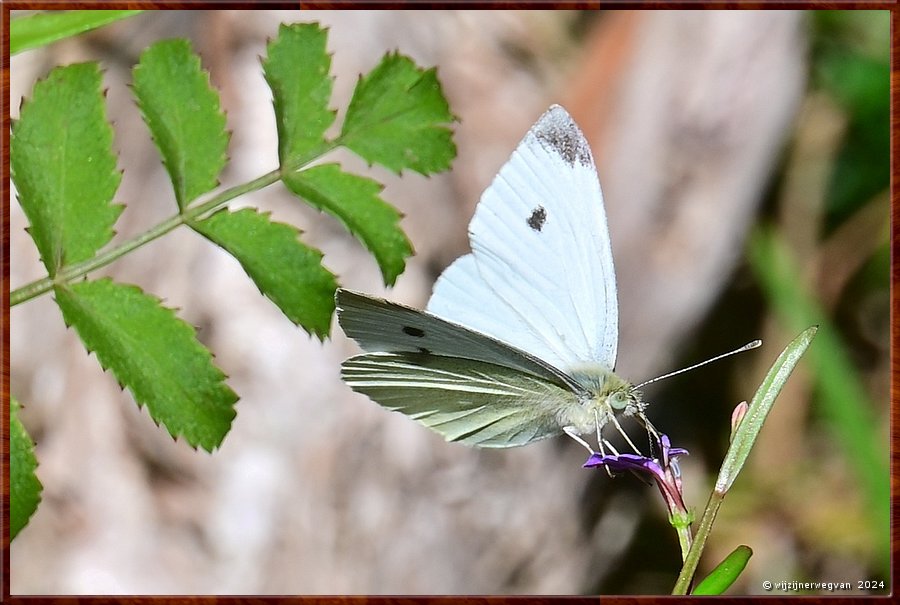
(569, 365, 644, 420)
(608, 387, 643, 417)
(559, 366, 655, 455)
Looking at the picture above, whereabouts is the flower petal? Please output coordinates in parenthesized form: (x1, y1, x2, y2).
(583, 452, 663, 476)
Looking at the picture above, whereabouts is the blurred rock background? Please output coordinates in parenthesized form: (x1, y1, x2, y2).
(9, 10, 889, 595)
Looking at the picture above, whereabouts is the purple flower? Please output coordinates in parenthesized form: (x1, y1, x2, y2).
(584, 434, 690, 523)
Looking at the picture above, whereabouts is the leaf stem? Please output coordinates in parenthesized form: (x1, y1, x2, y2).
(11, 168, 286, 306)
(672, 488, 725, 595)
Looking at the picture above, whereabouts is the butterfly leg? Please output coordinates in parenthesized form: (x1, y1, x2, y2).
(600, 439, 623, 476)
(610, 412, 642, 454)
(636, 412, 662, 456)
(587, 418, 617, 478)
(601, 439, 654, 485)
(563, 426, 595, 455)
(592, 410, 614, 477)
(639, 412, 661, 441)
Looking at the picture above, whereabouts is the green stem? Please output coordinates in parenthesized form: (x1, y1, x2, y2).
(11, 136, 346, 307)
(11, 168, 286, 306)
(672, 488, 725, 595)
(11, 126, 349, 306)
(675, 521, 693, 563)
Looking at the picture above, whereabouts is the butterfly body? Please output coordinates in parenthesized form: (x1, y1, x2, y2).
(338, 105, 643, 449)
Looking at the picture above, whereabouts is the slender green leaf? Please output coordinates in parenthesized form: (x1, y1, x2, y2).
(192, 208, 337, 339)
(715, 326, 817, 494)
(54, 279, 237, 451)
(341, 52, 455, 175)
(11, 10, 143, 55)
(263, 23, 335, 167)
(11, 62, 123, 277)
(132, 39, 229, 210)
(10, 397, 43, 539)
(284, 164, 412, 285)
(692, 545, 752, 595)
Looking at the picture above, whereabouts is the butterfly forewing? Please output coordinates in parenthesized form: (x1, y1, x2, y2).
(427, 105, 618, 371)
(336, 289, 583, 393)
(342, 352, 580, 447)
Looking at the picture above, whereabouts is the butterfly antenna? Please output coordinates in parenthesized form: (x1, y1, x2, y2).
(634, 340, 762, 389)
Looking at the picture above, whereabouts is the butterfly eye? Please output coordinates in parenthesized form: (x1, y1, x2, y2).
(610, 391, 629, 410)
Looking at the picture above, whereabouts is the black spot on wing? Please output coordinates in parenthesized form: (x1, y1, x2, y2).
(527, 206, 547, 232)
(402, 326, 425, 338)
(531, 106, 593, 167)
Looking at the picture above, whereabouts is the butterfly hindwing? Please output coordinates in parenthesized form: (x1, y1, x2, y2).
(427, 105, 618, 371)
(336, 289, 583, 393)
(341, 351, 580, 447)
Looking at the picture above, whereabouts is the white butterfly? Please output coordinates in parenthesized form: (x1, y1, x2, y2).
(337, 105, 646, 451)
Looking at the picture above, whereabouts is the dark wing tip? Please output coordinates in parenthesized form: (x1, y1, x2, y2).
(335, 288, 367, 321)
(529, 105, 593, 168)
(334, 286, 350, 307)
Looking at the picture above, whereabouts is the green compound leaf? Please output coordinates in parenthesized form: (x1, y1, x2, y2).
(284, 164, 412, 286)
(263, 23, 335, 168)
(132, 39, 229, 210)
(340, 52, 455, 175)
(692, 545, 753, 595)
(11, 62, 123, 277)
(192, 208, 337, 339)
(11, 397, 43, 540)
(11, 10, 143, 55)
(54, 279, 238, 451)
(715, 326, 818, 494)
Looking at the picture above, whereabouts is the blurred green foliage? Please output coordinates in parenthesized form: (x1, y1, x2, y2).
(810, 11, 889, 233)
(748, 10, 890, 582)
(749, 230, 888, 571)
